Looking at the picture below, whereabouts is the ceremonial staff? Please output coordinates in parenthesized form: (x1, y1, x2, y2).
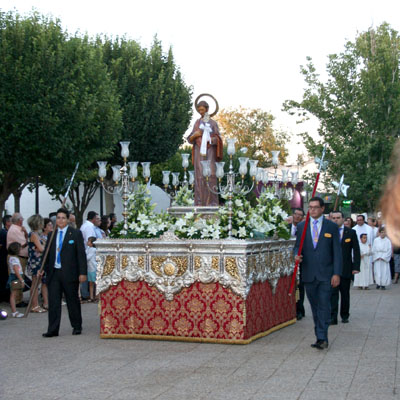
(289, 146, 328, 295)
(24, 162, 80, 317)
(332, 174, 349, 211)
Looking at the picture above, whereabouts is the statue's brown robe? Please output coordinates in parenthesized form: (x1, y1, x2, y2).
(187, 118, 223, 206)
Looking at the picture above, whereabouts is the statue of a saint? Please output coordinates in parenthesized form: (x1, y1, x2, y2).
(187, 95, 223, 206)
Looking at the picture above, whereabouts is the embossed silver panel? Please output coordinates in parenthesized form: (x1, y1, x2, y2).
(96, 232, 295, 300)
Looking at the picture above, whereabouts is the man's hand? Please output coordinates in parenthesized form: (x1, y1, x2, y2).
(294, 255, 303, 263)
(352, 270, 359, 275)
(331, 274, 340, 287)
(21, 226, 28, 238)
(79, 275, 87, 283)
(37, 270, 44, 278)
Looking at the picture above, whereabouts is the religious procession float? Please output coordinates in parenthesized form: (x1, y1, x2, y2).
(95, 94, 299, 344)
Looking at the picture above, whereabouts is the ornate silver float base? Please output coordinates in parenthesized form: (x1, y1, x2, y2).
(167, 206, 219, 219)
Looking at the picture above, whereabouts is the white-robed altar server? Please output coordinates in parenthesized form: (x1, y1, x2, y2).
(354, 233, 374, 289)
(372, 227, 392, 290)
(353, 215, 374, 246)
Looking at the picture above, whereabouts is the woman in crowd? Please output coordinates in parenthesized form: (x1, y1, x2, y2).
(27, 214, 46, 312)
(372, 227, 392, 290)
(353, 233, 373, 289)
(344, 217, 354, 228)
(100, 215, 111, 238)
(39, 218, 53, 309)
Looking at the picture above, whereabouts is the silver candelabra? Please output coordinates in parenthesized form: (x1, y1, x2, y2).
(201, 138, 257, 239)
(162, 153, 195, 204)
(254, 150, 299, 200)
(97, 141, 151, 234)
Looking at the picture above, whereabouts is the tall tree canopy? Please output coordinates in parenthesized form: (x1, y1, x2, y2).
(0, 10, 122, 217)
(216, 107, 288, 167)
(284, 23, 400, 212)
(102, 37, 193, 164)
(0, 10, 193, 221)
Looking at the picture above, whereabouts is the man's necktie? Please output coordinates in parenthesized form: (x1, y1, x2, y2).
(57, 230, 63, 264)
(339, 227, 344, 241)
(312, 220, 319, 249)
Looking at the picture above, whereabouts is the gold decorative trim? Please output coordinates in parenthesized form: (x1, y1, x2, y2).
(121, 255, 129, 269)
(100, 319, 296, 345)
(211, 256, 219, 271)
(102, 256, 116, 277)
(151, 256, 166, 277)
(171, 256, 188, 277)
(163, 263, 176, 276)
(194, 256, 201, 270)
(225, 257, 240, 280)
(138, 256, 145, 270)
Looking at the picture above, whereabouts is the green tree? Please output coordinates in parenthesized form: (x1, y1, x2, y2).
(216, 107, 289, 167)
(0, 11, 122, 220)
(284, 23, 400, 212)
(102, 37, 193, 164)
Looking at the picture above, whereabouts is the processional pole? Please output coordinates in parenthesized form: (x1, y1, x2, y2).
(332, 174, 349, 211)
(24, 163, 80, 317)
(288, 146, 328, 295)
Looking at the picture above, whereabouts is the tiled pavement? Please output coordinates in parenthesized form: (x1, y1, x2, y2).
(1, 283, 399, 400)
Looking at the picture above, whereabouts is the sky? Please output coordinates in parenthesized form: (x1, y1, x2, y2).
(2, 0, 400, 163)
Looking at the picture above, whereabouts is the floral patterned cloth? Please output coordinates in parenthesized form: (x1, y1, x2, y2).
(27, 232, 43, 276)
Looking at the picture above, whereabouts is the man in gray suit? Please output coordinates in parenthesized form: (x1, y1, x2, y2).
(294, 197, 342, 350)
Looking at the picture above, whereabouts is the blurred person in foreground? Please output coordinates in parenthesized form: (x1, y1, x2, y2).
(380, 140, 400, 270)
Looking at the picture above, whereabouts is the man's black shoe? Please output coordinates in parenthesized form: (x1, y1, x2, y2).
(376, 285, 380, 289)
(311, 340, 328, 350)
(342, 318, 349, 323)
(296, 313, 303, 320)
(330, 318, 338, 325)
(16, 302, 28, 308)
(72, 328, 82, 335)
(42, 332, 58, 338)
(381, 286, 386, 290)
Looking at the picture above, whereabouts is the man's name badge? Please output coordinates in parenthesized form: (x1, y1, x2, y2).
(345, 238, 351, 242)
(324, 233, 332, 238)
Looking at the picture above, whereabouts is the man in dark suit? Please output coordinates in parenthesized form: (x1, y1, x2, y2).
(294, 197, 342, 350)
(289, 208, 306, 320)
(41, 208, 87, 337)
(330, 211, 360, 324)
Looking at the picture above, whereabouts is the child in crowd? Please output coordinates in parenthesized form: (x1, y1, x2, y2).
(7, 242, 25, 317)
(354, 233, 373, 289)
(86, 237, 97, 302)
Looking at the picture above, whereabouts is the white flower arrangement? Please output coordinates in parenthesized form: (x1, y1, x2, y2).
(110, 185, 290, 240)
(172, 186, 194, 206)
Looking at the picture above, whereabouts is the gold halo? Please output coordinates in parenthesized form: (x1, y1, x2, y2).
(194, 93, 219, 117)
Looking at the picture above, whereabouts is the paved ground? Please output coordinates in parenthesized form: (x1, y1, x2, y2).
(1, 283, 399, 400)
